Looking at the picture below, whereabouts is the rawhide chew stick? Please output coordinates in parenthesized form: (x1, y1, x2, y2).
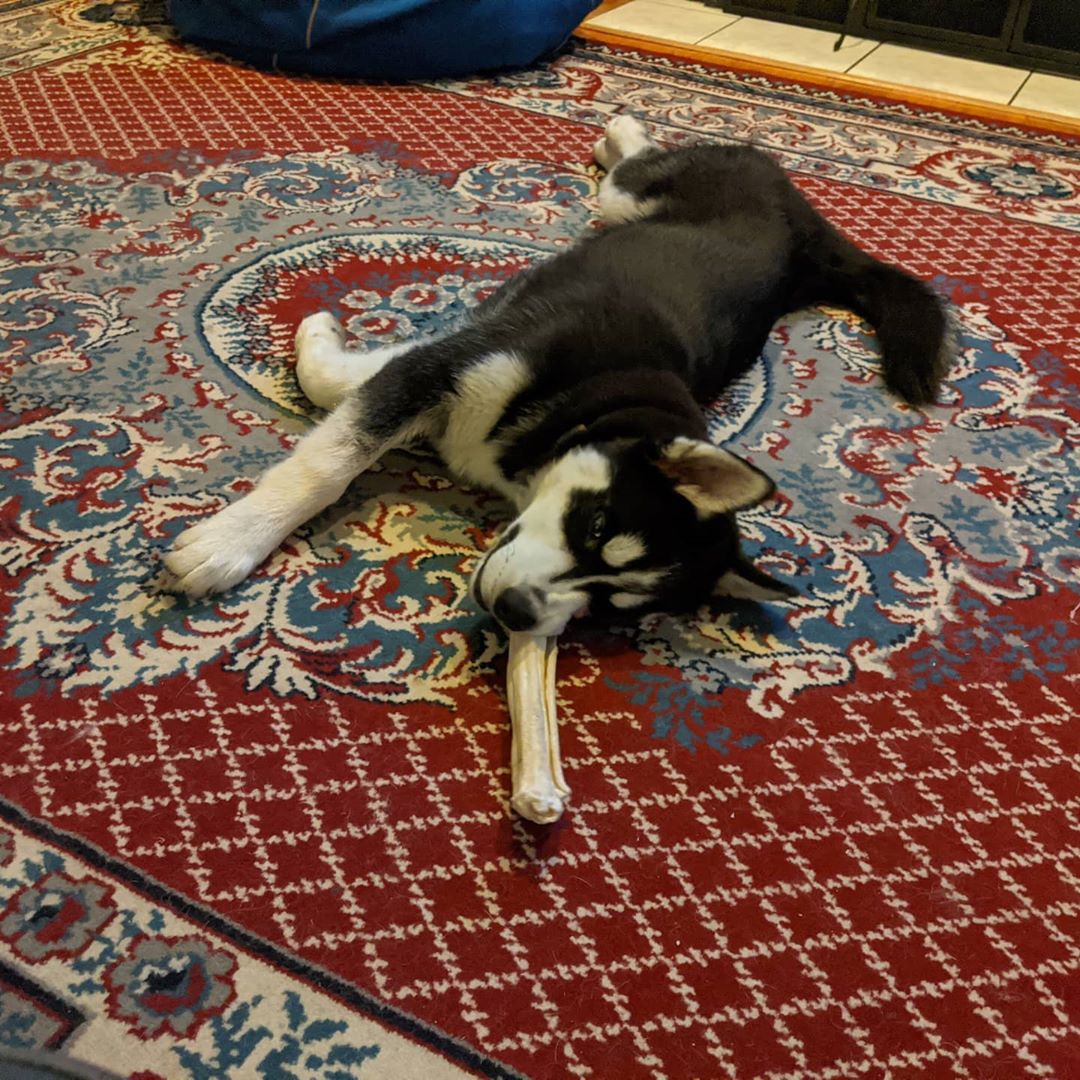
(507, 632, 570, 824)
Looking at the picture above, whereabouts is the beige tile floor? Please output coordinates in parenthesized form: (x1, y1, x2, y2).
(585, 0, 1080, 118)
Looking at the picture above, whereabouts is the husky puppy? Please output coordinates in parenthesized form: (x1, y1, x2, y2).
(165, 117, 948, 635)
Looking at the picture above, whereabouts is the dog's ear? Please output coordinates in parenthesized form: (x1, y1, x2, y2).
(657, 437, 775, 515)
(714, 554, 798, 603)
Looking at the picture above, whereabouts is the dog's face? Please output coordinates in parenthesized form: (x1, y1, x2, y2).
(470, 437, 796, 635)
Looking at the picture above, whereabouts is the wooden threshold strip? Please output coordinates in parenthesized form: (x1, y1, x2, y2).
(576, 22, 1080, 139)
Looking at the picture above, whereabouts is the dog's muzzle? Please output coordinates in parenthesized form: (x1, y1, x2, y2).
(472, 552, 542, 632)
(470, 524, 585, 636)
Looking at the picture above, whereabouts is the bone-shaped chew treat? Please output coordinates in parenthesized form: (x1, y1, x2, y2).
(507, 632, 570, 824)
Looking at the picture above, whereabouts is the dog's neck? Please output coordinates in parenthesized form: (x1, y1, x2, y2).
(499, 369, 707, 482)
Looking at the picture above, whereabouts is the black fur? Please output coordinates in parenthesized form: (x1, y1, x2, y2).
(556, 439, 760, 620)
(363, 142, 947, 456)
(347, 141, 950, 628)
(167, 135, 951, 622)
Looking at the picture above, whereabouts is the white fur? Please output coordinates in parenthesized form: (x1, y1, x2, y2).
(530, 446, 611, 497)
(295, 312, 411, 411)
(434, 352, 532, 503)
(610, 591, 649, 609)
(594, 115, 662, 225)
(601, 533, 646, 568)
(565, 568, 667, 594)
(594, 115, 654, 169)
(165, 396, 374, 596)
(473, 448, 612, 634)
(597, 175, 662, 225)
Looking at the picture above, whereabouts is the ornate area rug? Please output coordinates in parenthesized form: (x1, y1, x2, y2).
(2, 3, 1079, 1077)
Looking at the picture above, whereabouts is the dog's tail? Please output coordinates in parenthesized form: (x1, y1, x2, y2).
(793, 222, 951, 407)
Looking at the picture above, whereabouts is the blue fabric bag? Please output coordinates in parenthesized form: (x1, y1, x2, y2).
(169, 0, 598, 80)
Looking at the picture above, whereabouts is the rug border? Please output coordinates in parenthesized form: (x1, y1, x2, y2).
(567, 38, 1080, 162)
(0, 956, 87, 1050)
(2, 24, 1076, 1080)
(576, 25, 1080, 140)
(0, 797, 525, 1080)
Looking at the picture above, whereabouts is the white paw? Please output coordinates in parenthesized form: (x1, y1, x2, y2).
(593, 135, 617, 172)
(606, 114, 647, 143)
(601, 115, 651, 164)
(295, 311, 343, 353)
(296, 312, 350, 409)
(164, 507, 270, 598)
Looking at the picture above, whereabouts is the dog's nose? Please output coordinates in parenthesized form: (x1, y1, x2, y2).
(492, 587, 540, 632)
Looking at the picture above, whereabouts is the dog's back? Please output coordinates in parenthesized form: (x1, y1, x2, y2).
(462, 142, 948, 481)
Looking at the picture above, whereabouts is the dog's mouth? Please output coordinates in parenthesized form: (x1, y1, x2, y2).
(469, 524, 522, 613)
(470, 558, 491, 613)
(471, 576, 590, 634)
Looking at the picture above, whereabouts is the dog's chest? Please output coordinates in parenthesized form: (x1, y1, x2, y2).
(433, 351, 531, 505)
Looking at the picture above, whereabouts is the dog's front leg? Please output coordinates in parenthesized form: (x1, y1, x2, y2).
(165, 394, 377, 597)
(166, 337, 449, 597)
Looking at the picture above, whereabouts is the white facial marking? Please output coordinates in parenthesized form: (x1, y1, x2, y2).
(568, 568, 667, 593)
(472, 448, 612, 632)
(530, 445, 612, 497)
(601, 533, 646, 568)
(610, 592, 649, 610)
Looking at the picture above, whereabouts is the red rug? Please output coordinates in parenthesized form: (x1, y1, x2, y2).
(2, 4, 1079, 1078)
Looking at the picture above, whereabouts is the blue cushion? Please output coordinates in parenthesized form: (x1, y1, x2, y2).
(169, 0, 599, 80)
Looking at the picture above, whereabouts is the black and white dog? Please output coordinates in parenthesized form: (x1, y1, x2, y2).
(165, 116, 948, 635)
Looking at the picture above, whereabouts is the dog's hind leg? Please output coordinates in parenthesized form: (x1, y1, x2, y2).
(593, 115, 655, 171)
(594, 116, 666, 225)
(295, 311, 413, 410)
(165, 344, 446, 597)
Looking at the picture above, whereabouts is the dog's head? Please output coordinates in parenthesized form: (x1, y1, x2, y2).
(470, 437, 796, 635)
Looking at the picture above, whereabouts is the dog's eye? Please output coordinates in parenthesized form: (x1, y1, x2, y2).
(587, 511, 607, 545)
